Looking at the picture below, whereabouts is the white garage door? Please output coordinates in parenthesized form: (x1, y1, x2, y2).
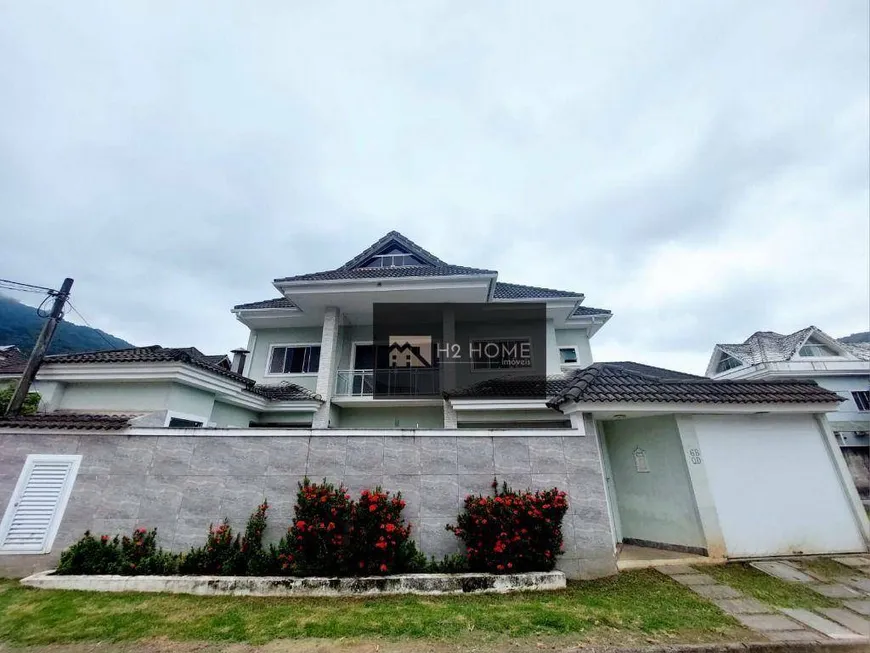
(693, 414, 866, 557)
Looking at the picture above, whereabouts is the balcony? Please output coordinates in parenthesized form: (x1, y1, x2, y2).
(334, 368, 440, 397)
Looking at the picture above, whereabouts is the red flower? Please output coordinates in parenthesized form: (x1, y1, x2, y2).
(369, 504, 377, 512)
(380, 564, 388, 573)
(296, 520, 306, 530)
(385, 523, 396, 533)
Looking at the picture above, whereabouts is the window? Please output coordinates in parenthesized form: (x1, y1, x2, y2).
(0, 454, 81, 554)
(362, 254, 421, 268)
(268, 345, 321, 374)
(715, 354, 743, 373)
(559, 347, 579, 364)
(470, 338, 532, 370)
(798, 337, 839, 357)
(853, 391, 870, 412)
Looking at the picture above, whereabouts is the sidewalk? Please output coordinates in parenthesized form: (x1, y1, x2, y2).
(656, 555, 870, 644)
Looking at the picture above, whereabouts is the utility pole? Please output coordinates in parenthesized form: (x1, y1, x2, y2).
(4, 278, 74, 417)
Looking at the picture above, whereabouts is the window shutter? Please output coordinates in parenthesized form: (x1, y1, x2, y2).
(0, 455, 81, 554)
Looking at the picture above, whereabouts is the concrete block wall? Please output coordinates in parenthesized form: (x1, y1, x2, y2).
(0, 432, 617, 580)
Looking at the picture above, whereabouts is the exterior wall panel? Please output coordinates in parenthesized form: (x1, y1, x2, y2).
(0, 431, 615, 580)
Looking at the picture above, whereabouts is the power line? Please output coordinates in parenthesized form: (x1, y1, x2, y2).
(0, 277, 56, 294)
(65, 300, 119, 350)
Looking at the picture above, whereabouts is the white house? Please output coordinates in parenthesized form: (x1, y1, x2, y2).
(0, 232, 867, 578)
(706, 326, 870, 501)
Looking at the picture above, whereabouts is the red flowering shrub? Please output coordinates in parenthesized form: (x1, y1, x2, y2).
(447, 479, 568, 574)
(179, 519, 240, 574)
(273, 478, 354, 575)
(350, 487, 413, 575)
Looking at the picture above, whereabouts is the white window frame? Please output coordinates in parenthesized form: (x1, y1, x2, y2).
(264, 343, 321, 377)
(0, 454, 82, 555)
(362, 253, 419, 268)
(716, 354, 743, 374)
(796, 335, 842, 359)
(163, 411, 208, 428)
(469, 337, 533, 372)
(558, 346, 580, 365)
(852, 390, 870, 412)
(350, 341, 375, 371)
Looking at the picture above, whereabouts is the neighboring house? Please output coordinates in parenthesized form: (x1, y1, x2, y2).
(0, 345, 27, 381)
(0, 232, 867, 579)
(706, 326, 870, 500)
(30, 345, 321, 428)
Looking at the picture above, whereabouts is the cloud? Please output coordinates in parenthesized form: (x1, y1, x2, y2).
(0, 0, 867, 373)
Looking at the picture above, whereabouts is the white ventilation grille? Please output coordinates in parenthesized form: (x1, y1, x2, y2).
(0, 455, 81, 554)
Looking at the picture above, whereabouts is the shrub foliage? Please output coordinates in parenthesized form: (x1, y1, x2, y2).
(57, 477, 569, 577)
(447, 479, 569, 573)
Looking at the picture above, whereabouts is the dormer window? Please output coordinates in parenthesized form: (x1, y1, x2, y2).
(362, 254, 422, 268)
(799, 337, 839, 357)
(716, 354, 743, 373)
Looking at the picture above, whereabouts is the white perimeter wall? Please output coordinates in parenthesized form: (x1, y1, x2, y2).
(693, 414, 866, 557)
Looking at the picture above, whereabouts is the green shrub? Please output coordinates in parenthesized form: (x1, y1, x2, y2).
(0, 383, 40, 415)
(178, 501, 271, 575)
(56, 528, 176, 575)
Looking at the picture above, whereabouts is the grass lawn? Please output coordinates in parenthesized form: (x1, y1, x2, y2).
(795, 556, 855, 580)
(0, 570, 747, 649)
(704, 562, 842, 610)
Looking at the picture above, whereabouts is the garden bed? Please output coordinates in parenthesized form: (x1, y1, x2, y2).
(21, 569, 566, 597)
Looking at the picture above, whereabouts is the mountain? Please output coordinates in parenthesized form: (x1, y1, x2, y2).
(839, 331, 870, 344)
(0, 295, 132, 355)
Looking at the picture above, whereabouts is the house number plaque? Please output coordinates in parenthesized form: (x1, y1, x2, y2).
(688, 448, 702, 464)
(633, 447, 649, 473)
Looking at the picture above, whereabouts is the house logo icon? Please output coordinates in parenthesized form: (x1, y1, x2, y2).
(388, 336, 432, 368)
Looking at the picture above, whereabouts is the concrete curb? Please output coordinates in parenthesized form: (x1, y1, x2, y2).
(20, 569, 566, 596)
(559, 642, 868, 652)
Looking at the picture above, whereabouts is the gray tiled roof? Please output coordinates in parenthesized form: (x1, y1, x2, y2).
(492, 282, 581, 299)
(716, 326, 870, 364)
(44, 346, 247, 383)
(248, 383, 321, 401)
(571, 305, 613, 317)
(444, 373, 575, 399)
(275, 264, 496, 283)
(41, 346, 321, 403)
(0, 413, 132, 430)
(0, 345, 27, 376)
(233, 297, 298, 310)
(547, 362, 843, 407)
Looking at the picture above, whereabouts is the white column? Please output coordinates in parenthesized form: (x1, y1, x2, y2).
(441, 307, 456, 394)
(674, 415, 727, 558)
(313, 306, 341, 428)
(443, 399, 458, 429)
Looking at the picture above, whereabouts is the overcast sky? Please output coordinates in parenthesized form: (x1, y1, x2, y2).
(1, 1, 867, 374)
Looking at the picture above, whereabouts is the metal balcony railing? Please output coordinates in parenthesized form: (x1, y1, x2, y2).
(334, 368, 440, 397)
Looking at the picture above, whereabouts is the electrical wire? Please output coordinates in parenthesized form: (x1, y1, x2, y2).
(0, 277, 55, 294)
(64, 300, 119, 350)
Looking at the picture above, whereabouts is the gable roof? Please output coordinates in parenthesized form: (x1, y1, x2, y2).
(0, 345, 28, 376)
(713, 326, 865, 366)
(339, 230, 447, 269)
(547, 362, 843, 407)
(273, 230, 494, 284)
